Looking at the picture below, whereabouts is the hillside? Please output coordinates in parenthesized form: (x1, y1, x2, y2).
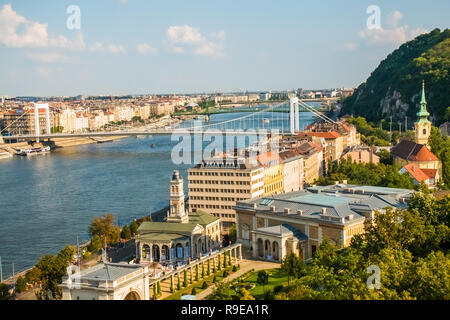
(341, 28, 450, 126)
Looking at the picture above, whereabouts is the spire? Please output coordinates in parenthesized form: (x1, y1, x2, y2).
(416, 80, 430, 121)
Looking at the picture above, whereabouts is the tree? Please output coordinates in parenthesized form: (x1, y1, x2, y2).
(202, 281, 208, 289)
(120, 225, 131, 240)
(229, 224, 237, 243)
(15, 276, 27, 294)
(183, 269, 188, 287)
(177, 274, 181, 290)
(88, 234, 103, 253)
(191, 288, 197, 295)
(170, 276, 174, 293)
(201, 263, 205, 278)
(88, 213, 120, 245)
(130, 221, 139, 236)
(281, 254, 303, 285)
(25, 267, 41, 284)
(0, 283, 10, 300)
(217, 255, 221, 271)
(257, 270, 269, 292)
(195, 264, 199, 281)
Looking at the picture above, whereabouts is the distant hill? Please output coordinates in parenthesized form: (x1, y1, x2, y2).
(341, 28, 450, 126)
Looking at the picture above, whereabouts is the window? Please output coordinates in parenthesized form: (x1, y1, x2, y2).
(423, 129, 427, 135)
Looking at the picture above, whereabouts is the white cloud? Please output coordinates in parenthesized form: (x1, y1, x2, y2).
(27, 52, 69, 63)
(137, 43, 157, 55)
(195, 41, 224, 58)
(167, 25, 224, 58)
(49, 32, 85, 51)
(167, 25, 205, 44)
(90, 42, 125, 54)
(360, 10, 428, 46)
(0, 4, 48, 48)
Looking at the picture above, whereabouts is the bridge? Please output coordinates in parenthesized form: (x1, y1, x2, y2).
(1, 99, 337, 143)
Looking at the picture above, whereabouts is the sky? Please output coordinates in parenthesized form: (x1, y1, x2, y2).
(0, 0, 448, 96)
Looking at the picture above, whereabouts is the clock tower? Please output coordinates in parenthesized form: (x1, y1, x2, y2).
(167, 170, 189, 223)
(414, 81, 432, 147)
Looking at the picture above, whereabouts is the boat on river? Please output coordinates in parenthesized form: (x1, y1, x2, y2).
(18, 146, 51, 156)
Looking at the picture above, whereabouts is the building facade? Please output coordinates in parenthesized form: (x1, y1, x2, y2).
(236, 184, 413, 262)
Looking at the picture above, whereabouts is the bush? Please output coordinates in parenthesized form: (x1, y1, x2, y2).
(0, 283, 10, 300)
(15, 276, 27, 294)
(232, 265, 237, 272)
(213, 276, 217, 283)
(274, 285, 284, 294)
(202, 281, 208, 289)
(191, 288, 197, 295)
(223, 270, 229, 277)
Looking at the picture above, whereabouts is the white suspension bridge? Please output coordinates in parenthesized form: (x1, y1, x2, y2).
(1, 98, 338, 143)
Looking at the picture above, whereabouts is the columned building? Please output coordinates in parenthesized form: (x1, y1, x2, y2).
(236, 184, 413, 262)
(135, 171, 221, 266)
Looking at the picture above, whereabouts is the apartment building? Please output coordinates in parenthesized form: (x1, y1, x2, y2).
(3, 107, 53, 135)
(187, 156, 264, 233)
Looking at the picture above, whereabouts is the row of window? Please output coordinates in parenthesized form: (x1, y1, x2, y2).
(191, 203, 235, 211)
(189, 188, 252, 194)
(189, 180, 251, 185)
(189, 171, 252, 177)
(265, 181, 283, 193)
(190, 196, 247, 202)
(212, 213, 236, 218)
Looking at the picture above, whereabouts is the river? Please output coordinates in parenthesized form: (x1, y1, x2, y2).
(0, 106, 317, 278)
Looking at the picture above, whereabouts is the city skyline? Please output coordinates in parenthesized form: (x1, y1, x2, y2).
(0, 0, 449, 96)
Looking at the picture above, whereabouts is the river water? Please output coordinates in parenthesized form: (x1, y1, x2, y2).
(0, 106, 316, 278)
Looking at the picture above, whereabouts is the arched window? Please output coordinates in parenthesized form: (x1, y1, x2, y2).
(423, 129, 427, 135)
(176, 244, 183, 258)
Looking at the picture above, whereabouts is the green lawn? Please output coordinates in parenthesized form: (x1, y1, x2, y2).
(246, 268, 288, 299)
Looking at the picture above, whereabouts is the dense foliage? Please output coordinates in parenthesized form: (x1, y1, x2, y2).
(275, 192, 450, 300)
(341, 29, 450, 126)
(315, 158, 414, 189)
(29, 245, 76, 300)
(428, 126, 450, 189)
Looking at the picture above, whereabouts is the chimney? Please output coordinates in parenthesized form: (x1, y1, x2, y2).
(284, 208, 291, 214)
(347, 214, 354, 221)
(297, 209, 304, 216)
(322, 208, 327, 215)
(270, 206, 276, 212)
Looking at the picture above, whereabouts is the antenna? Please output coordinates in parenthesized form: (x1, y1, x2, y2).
(0, 256, 2, 282)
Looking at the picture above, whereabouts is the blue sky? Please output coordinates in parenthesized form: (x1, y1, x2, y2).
(0, 0, 448, 96)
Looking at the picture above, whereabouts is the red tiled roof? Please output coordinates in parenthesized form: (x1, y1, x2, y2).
(414, 146, 439, 161)
(392, 140, 439, 162)
(403, 163, 429, 182)
(341, 122, 351, 133)
(421, 169, 438, 179)
(309, 142, 323, 152)
(257, 152, 280, 167)
(304, 131, 340, 139)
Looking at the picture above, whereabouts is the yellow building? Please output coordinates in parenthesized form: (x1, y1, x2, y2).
(257, 152, 284, 196)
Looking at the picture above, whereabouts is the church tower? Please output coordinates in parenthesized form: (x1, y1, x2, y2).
(167, 170, 189, 223)
(414, 80, 432, 147)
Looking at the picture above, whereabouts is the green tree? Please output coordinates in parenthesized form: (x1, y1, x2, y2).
(88, 213, 120, 245)
(15, 276, 27, 294)
(229, 224, 237, 243)
(120, 225, 131, 240)
(257, 270, 269, 292)
(130, 221, 139, 236)
(170, 276, 174, 293)
(281, 254, 303, 285)
(183, 269, 188, 287)
(239, 288, 255, 300)
(88, 234, 103, 253)
(202, 281, 208, 289)
(0, 283, 10, 300)
(195, 264, 199, 281)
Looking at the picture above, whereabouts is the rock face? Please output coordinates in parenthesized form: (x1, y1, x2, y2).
(341, 28, 450, 125)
